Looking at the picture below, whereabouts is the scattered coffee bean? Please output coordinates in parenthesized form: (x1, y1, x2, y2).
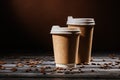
(25, 61, 30, 65)
(69, 68, 73, 71)
(108, 62, 112, 65)
(112, 64, 115, 66)
(35, 68, 39, 71)
(115, 61, 120, 65)
(112, 63, 115, 66)
(118, 66, 120, 69)
(44, 66, 51, 69)
(90, 57, 93, 61)
(91, 63, 96, 65)
(84, 62, 89, 65)
(100, 65, 104, 69)
(100, 64, 111, 69)
(80, 70, 84, 73)
(43, 72, 46, 75)
(79, 65, 85, 68)
(97, 63, 100, 65)
(108, 54, 116, 59)
(63, 68, 67, 71)
(40, 67, 45, 73)
(91, 70, 95, 72)
(115, 63, 119, 65)
(78, 68, 81, 71)
(103, 59, 105, 62)
(16, 63, 24, 67)
(64, 71, 70, 74)
(29, 60, 39, 65)
(29, 64, 36, 67)
(104, 63, 108, 66)
(35, 58, 40, 61)
(16, 60, 22, 63)
(0, 65, 5, 70)
(56, 70, 64, 73)
(0, 61, 6, 64)
(25, 68, 32, 72)
(53, 68, 57, 71)
(56, 67, 64, 70)
(11, 67, 17, 72)
(80, 63, 84, 65)
(11, 62, 16, 64)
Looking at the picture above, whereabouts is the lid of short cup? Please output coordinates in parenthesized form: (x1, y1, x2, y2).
(67, 16, 95, 25)
(50, 25, 80, 34)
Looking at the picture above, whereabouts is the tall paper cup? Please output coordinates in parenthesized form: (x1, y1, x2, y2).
(67, 16, 95, 64)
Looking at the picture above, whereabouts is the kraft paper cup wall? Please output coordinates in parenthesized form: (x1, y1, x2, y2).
(50, 25, 80, 68)
(67, 16, 95, 64)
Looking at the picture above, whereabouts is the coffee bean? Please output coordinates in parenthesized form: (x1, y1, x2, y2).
(90, 57, 93, 61)
(84, 62, 89, 65)
(91, 63, 96, 65)
(64, 71, 70, 74)
(11, 67, 17, 72)
(91, 70, 95, 72)
(0, 61, 6, 64)
(97, 63, 100, 65)
(108, 54, 116, 59)
(25, 68, 32, 72)
(118, 66, 120, 69)
(16, 63, 24, 67)
(108, 62, 112, 65)
(0, 65, 5, 70)
(80, 70, 84, 73)
(103, 59, 105, 62)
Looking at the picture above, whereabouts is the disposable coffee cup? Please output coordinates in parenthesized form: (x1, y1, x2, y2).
(67, 16, 95, 64)
(50, 25, 80, 68)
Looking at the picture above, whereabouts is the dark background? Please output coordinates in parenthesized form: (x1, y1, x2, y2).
(0, 0, 120, 55)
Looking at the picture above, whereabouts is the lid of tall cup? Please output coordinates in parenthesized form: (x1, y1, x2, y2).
(50, 25, 80, 34)
(67, 16, 95, 25)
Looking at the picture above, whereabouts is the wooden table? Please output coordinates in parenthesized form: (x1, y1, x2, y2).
(0, 53, 120, 80)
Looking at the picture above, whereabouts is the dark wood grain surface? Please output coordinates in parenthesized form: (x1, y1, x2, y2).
(0, 53, 120, 79)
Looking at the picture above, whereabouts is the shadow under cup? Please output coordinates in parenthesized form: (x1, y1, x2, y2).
(50, 26, 80, 68)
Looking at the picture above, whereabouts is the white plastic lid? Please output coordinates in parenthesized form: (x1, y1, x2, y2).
(50, 25, 80, 34)
(67, 16, 95, 25)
